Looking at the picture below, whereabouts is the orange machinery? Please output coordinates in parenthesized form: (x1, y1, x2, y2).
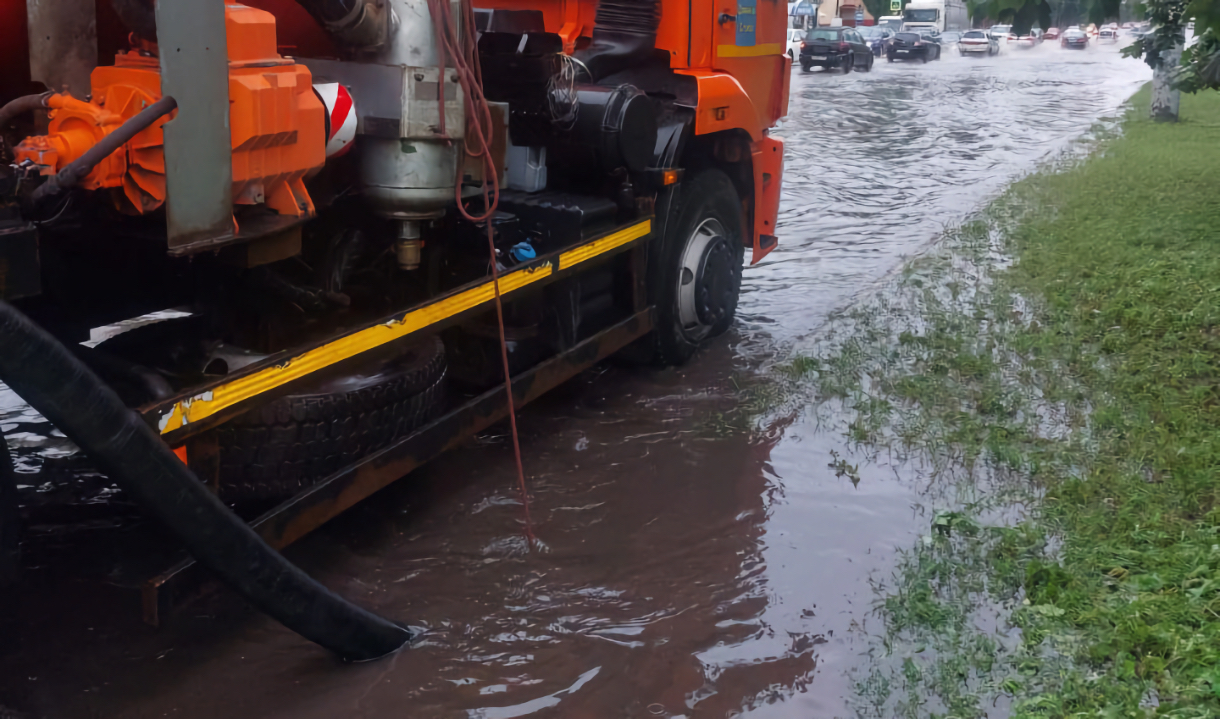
(468, 0, 790, 261)
(12, 4, 325, 223)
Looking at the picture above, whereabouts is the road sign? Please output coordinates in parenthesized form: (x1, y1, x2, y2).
(890, 0, 900, 10)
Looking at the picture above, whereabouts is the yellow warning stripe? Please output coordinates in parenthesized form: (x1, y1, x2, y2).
(157, 219, 652, 435)
(716, 42, 784, 58)
(559, 219, 651, 269)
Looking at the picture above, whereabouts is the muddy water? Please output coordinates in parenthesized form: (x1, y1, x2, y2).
(0, 44, 1148, 718)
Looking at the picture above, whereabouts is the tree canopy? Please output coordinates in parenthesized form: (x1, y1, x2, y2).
(1123, 0, 1220, 92)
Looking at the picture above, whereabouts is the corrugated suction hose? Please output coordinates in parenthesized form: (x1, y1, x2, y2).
(0, 300, 411, 661)
(574, 0, 663, 81)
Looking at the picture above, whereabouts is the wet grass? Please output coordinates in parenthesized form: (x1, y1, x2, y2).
(782, 86, 1220, 717)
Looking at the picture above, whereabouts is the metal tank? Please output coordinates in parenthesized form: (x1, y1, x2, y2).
(360, 0, 465, 266)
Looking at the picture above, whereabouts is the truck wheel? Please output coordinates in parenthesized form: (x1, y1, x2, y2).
(213, 335, 447, 503)
(1, 440, 19, 584)
(642, 169, 745, 367)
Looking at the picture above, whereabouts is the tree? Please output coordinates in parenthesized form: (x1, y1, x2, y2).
(861, 0, 894, 21)
(1125, 0, 1220, 96)
(966, 0, 1120, 34)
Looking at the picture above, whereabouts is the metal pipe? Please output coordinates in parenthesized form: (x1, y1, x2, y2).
(31, 95, 179, 203)
(0, 92, 53, 157)
(0, 92, 53, 133)
(0, 300, 411, 661)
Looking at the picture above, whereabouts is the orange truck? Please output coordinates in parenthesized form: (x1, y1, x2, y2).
(0, 0, 787, 658)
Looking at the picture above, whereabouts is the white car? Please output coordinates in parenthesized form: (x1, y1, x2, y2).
(988, 24, 1013, 41)
(787, 28, 805, 60)
(1098, 27, 1118, 43)
(1011, 31, 1038, 48)
(958, 29, 998, 55)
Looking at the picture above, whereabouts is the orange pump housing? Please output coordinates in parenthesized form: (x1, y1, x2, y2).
(14, 3, 325, 220)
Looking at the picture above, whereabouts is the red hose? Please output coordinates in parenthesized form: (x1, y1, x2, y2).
(427, 0, 535, 543)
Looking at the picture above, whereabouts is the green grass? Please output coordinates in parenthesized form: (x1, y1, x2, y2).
(999, 87, 1220, 714)
(786, 87, 1220, 717)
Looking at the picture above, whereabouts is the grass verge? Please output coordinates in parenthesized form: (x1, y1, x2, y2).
(790, 86, 1220, 716)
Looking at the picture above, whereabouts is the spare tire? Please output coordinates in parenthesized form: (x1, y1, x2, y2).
(213, 335, 447, 503)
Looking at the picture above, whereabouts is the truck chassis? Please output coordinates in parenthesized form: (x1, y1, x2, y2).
(142, 217, 655, 625)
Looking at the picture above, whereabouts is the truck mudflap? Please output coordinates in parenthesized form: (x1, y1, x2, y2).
(751, 134, 783, 264)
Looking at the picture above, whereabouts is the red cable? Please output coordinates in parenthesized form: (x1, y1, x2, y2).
(427, 0, 535, 544)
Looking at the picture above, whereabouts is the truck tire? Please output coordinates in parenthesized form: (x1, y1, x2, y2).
(641, 169, 745, 367)
(213, 335, 447, 503)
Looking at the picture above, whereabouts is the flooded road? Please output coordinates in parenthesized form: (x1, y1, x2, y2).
(1, 44, 1149, 719)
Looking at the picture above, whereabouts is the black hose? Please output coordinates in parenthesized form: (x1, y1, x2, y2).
(30, 95, 178, 203)
(0, 300, 411, 661)
(112, 0, 158, 42)
(573, 0, 663, 81)
(294, 0, 388, 48)
(71, 344, 175, 404)
(0, 435, 19, 585)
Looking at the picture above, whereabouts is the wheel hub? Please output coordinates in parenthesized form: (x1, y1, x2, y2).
(696, 239, 734, 327)
(677, 218, 734, 341)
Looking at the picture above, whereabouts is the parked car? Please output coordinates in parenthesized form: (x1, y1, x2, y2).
(1044, 27, 1061, 40)
(1098, 27, 1118, 43)
(887, 31, 942, 62)
(858, 25, 895, 56)
(800, 26, 875, 72)
(958, 29, 999, 55)
(787, 28, 805, 59)
(988, 24, 1013, 41)
(1061, 27, 1089, 48)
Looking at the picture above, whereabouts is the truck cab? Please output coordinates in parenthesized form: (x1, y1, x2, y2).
(900, 0, 968, 32)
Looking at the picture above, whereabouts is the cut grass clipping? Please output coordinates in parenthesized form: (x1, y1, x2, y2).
(793, 86, 1220, 717)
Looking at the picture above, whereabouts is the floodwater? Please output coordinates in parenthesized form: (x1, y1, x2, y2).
(1, 43, 1149, 719)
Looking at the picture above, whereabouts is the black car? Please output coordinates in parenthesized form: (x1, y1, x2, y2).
(1061, 28, 1089, 49)
(887, 31, 941, 62)
(799, 26, 875, 73)
(857, 25, 895, 56)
